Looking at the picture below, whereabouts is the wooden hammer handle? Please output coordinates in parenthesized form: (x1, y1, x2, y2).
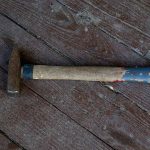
(21, 65, 150, 83)
(21, 65, 124, 81)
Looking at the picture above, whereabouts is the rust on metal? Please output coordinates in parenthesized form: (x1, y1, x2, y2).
(7, 47, 21, 96)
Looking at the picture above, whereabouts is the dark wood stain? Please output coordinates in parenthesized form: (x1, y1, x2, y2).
(0, 68, 111, 150)
(0, 133, 21, 150)
(0, 0, 150, 150)
(8, 143, 20, 149)
(109, 129, 138, 148)
(0, 0, 149, 65)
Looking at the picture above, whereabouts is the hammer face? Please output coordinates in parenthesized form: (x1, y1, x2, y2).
(7, 48, 21, 97)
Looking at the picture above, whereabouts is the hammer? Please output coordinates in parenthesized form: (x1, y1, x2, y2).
(7, 48, 150, 96)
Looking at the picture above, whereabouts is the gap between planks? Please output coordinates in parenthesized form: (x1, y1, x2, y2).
(0, 10, 149, 149)
(0, 11, 150, 122)
(0, 66, 113, 150)
(0, 130, 26, 150)
(56, 0, 150, 59)
(0, 11, 149, 115)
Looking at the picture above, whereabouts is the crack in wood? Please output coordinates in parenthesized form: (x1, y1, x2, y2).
(0, 130, 26, 150)
(0, 13, 76, 65)
(0, 1, 150, 149)
(57, 0, 150, 58)
(82, 0, 150, 38)
(104, 82, 150, 115)
(0, 9, 149, 120)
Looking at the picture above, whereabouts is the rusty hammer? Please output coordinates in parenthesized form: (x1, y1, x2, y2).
(7, 48, 150, 96)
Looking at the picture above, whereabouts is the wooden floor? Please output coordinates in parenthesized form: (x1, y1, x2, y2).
(0, 0, 150, 149)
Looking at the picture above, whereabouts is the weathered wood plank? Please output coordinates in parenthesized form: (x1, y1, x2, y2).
(81, 0, 150, 35)
(1, 61, 150, 150)
(106, 82, 150, 113)
(0, 2, 150, 150)
(56, 0, 150, 114)
(0, 17, 71, 67)
(21, 79, 150, 150)
(50, 0, 150, 115)
(57, 0, 150, 56)
(0, 133, 22, 150)
(0, 68, 111, 150)
(0, 11, 149, 116)
(0, 14, 113, 149)
(0, 0, 149, 115)
(0, 0, 150, 62)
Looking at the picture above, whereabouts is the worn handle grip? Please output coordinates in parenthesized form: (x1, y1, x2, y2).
(21, 65, 150, 83)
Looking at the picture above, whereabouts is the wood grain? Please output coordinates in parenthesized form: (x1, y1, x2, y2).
(1, 25, 149, 149)
(22, 79, 150, 150)
(0, 11, 149, 111)
(0, 1, 150, 150)
(0, 15, 71, 67)
(0, 15, 113, 150)
(58, 0, 150, 55)
(0, 0, 149, 117)
(0, 0, 150, 63)
(107, 82, 150, 113)
(81, 0, 150, 35)
(0, 68, 111, 150)
(31, 66, 125, 81)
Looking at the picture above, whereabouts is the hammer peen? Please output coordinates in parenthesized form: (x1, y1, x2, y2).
(7, 48, 150, 96)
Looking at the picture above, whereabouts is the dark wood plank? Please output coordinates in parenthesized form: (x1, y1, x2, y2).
(50, 0, 150, 115)
(21, 80, 150, 150)
(0, 133, 22, 150)
(0, 68, 111, 150)
(106, 82, 150, 113)
(80, 0, 150, 35)
(57, 0, 150, 56)
(55, 0, 150, 114)
(0, 6, 150, 150)
(0, 17, 71, 67)
(0, 15, 112, 150)
(0, 0, 149, 116)
(0, 0, 150, 63)
(88, 1, 150, 111)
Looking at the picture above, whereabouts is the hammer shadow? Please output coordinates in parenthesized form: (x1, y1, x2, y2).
(0, 37, 42, 93)
(0, 38, 14, 91)
(0, 37, 35, 68)
(0, 38, 20, 92)
(0, 69, 8, 91)
(0, 38, 14, 69)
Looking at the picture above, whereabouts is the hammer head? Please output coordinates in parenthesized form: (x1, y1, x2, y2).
(7, 48, 21, 97)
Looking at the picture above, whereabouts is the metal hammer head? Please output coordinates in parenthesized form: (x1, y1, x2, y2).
(7, 48, 21, 97)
